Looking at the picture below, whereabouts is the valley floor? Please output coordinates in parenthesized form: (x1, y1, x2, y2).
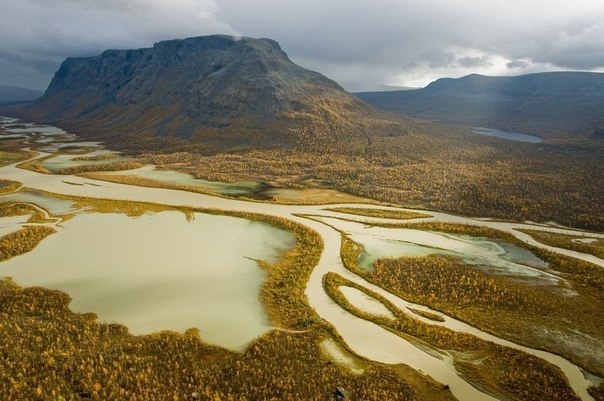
(1, 118, 603, 401)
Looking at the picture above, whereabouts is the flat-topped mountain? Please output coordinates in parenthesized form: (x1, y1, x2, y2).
(0, 85, 43, 105)
(356, 72, 604, 138)
(10, 35, 402, 151)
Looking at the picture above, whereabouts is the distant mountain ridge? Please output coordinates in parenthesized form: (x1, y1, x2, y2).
(6, 35, 403, 151)
(355, 72, 604, 137)
(0, 86, 43, 105)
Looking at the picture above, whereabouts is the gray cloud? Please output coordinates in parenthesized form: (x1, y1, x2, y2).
(1, 0, 235, 89)
(2, 0, 604, 91)
(507, 60, 531, 70)
(458, 55, 492, 69)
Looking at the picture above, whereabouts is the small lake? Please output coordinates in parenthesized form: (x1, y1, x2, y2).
(472, 127, 542, 143)
(42, 153, 130, 172)
(111, 165, 264, 196)
(0, 211, 296, 350)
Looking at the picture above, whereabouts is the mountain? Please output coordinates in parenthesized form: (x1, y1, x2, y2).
(0, 85, 43, 105)
(355, 72, 604, 138)
(6, 35, 403, 152)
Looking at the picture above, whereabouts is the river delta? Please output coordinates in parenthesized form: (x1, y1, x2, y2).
(1, 116, 603, 401)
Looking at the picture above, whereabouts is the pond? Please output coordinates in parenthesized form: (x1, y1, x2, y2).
(0, 211, 296, 350)
(472, 127, 542, 143)
(110, 165, 264, 196)
(42, 153, 130, 172)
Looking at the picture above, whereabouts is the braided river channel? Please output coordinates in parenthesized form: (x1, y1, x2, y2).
(1, 117, 602, 401)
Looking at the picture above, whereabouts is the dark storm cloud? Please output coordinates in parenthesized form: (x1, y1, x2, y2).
(2, 0, 603, 91)
(1, 0, 235, 89)
(216, 0, 604, 89)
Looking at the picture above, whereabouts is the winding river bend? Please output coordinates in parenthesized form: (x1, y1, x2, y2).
(1, 118, 602, 401)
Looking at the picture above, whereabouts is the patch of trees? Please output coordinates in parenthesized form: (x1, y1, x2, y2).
(325, 207, 429, 220)
(0, 278, 455, 401)
(323, 272, 581, 401)
(0, 226, 56, 261)
(338, 227, 604, 376)
(0, 180, 21, 195)
(128, 129, 604, 231)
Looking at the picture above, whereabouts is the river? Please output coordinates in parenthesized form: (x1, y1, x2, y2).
(1, 117, 602, 401)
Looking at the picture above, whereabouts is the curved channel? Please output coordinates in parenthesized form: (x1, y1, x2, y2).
(1, 120, 601, 401)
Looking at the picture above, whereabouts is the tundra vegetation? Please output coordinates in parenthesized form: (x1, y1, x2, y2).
(0, 151, 24, 167)
(0, 140, 35, 166)
(122, 123, 604, 231)
(0, 226, 55, 262)
(0, 277, 456, 401)
(1, 124, 603, 399)
(79, 171, 241, 199)
(17, 155, 144, 175)
(6, 122, 604, 230)
(0, 196, 456, 401)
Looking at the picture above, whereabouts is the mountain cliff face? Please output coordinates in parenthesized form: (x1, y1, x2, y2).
(17, 35, 399, 151)
(356, 72, 604, 138)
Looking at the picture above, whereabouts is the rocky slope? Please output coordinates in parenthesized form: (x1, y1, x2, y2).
(8, 35, 404, 152)
(356, 72, 604, 138)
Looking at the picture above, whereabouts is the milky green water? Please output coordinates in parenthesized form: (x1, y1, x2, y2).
(42, 154, 131, 172)
(112, 165, 262, 196)
(0, 211, 296, 350)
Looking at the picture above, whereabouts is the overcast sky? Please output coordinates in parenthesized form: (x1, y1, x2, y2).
(2, 0, 604, 91)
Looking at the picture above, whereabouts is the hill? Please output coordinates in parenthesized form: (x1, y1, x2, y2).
(0, 85, 43, 105)
(355, 72, 604, 138)
(5, 35, 404, 152)
(1, 38, 601, 230)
